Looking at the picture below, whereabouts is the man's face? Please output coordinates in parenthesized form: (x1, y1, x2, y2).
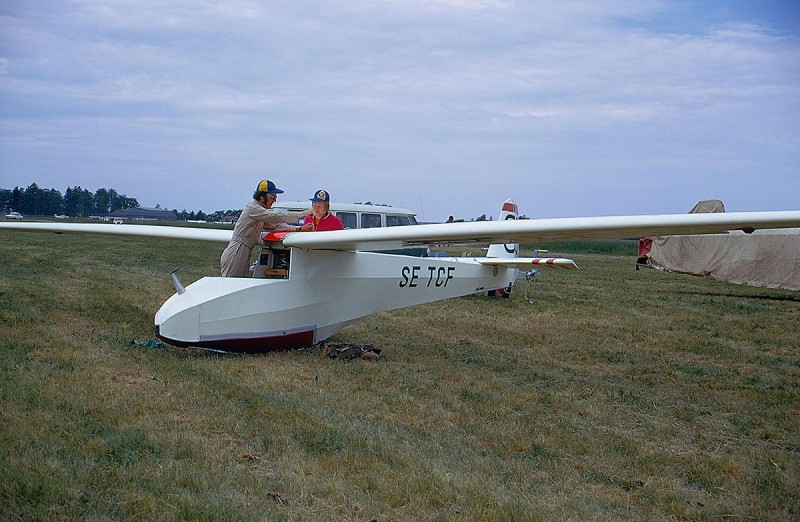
(264, 193, 277, 208)
(312, 201, 325, 217)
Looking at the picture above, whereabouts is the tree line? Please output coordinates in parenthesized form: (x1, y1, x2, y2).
(2, 182, 508, 223)
(1, 183, 139, 218)
(2, 183, 244, 222)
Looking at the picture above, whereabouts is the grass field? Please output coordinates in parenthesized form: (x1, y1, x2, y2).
(1, 230, 798, 520)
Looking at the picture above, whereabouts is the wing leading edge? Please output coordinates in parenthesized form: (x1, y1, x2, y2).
(3, 210, 799, 252)
(0, 222, 233, 242)
(282, 211, 800, 252)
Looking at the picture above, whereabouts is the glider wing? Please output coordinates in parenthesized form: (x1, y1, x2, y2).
(0, 222, 233, 242)
(282, 211, 800, 251)
(4, 211, 800, 252)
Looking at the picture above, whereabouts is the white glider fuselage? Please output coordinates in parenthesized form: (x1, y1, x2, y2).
(155, 248, 517, 352)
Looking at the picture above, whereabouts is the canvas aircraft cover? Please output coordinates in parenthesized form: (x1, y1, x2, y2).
(647, 200, 800, 291)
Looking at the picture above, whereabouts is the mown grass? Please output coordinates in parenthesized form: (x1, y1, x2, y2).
(1, 231, 798, 520)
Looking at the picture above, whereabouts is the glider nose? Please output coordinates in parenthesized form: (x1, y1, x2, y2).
(154, 324, 185, 347)
(154, 292, 201, 347)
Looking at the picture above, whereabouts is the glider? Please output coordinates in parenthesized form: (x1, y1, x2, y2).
(2, 201, 798, 353)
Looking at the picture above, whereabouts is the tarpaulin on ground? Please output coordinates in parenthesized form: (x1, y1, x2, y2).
(647, 200, 800, 291)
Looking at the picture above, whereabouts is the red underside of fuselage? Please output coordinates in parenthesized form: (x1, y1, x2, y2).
(155, 327, 315, 354)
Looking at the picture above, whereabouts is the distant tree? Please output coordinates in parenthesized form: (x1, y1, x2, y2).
(0, 183, 139, 217)
(12, 187, 21, 211)
(41, 187, 64, 215)
(64, 186, 94, 217)
(92, 188, 112, 215)
(89, 188, 138, 215)
(117, 195, 138, 210)
(207, 210, 224, 222)
(17, 183, 44, 215)
(11, 184, 45, 214)
(0, 188, 11, 211)
(108, 189, 138, 212)
(12, 184, 63, 215)
(207, 209, 241, 222)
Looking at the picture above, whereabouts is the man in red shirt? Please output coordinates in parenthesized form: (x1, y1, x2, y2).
(301, 189, 344, 232)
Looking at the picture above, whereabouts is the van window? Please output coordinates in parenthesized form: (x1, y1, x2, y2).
(361, 213, 381, 228)
(386, 215, 416, 227)
(336, 212, 357, 229)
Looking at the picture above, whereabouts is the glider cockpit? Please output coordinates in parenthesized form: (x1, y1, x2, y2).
(253, 231, 293, 279)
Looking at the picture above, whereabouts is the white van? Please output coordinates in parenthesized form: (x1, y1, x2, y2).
(258, 202, 426, 269)
(272, 202, 419, 229)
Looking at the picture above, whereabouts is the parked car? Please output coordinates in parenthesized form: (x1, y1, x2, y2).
(4, 211, 23, 219)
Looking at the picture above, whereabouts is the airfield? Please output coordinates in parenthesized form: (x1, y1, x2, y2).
(1, 230, 798, 520)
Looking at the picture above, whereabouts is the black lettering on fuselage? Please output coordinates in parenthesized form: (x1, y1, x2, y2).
(402, 265, 455, 288)
(446, 266, 455, 286)
(400, 265, 421, 287)
(427, 266, 436, 287)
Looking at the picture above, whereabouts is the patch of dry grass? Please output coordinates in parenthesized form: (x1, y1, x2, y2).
(1, 231, 798, 520)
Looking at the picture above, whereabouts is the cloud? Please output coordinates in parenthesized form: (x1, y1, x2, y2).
(0, 1, 798, 218)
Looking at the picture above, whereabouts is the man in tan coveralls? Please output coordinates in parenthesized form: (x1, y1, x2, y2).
(220, 179, 312, 277)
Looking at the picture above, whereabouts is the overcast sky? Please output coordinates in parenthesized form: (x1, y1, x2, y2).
(1, 1, 798, 221)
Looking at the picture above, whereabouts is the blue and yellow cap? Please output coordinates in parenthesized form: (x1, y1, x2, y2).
(310, 189, 330, 203)
(256, 179, 284, 194)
